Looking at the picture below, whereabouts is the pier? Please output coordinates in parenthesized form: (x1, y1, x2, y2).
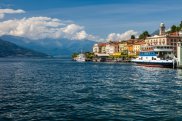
(177, 42, 182, 68)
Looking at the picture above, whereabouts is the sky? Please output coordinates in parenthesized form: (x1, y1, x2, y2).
(0, 0, 182, 41)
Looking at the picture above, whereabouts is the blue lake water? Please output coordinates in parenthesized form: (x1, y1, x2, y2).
(0, 58, 182, 121)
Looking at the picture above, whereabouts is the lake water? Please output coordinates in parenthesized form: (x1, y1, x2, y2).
(0, 58, 182, 121)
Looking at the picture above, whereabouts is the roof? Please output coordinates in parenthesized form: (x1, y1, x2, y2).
(98, 43, 107, 47)
(134, 41, 146, 45)
(169, 32, 179, 35)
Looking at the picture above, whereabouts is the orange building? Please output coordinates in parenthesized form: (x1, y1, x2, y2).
(127, 39, 136, 56)
(127, 44, 134, 56)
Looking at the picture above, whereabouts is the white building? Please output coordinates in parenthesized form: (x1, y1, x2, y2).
(93, 44, 100, 53)
(105, 44, 115, 54)
(105, 42, 119, 55)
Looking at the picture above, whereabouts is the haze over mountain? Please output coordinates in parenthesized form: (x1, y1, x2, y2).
(0, 35, 96, 56)
(0, 38, 48, 57)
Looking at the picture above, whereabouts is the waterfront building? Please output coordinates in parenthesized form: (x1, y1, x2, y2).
(98, 43, 107, 53)
(126, 39, 134, 56)
(145, 23, 182, 56)
(93, 41, 120, 55)
(93, 43, 107, 54)
(93, 23, 182, 59)
(133, 40, 145, 55)
(127, 39, 143, 56)
(127, 44, 134, 56)
(119, 41, 128, 55)
(105, 42, 119, 55)
(101, 43, 107, 53)
(93, 43, 100, 53)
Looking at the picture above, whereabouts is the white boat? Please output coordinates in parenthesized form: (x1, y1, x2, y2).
(131, 45, 176, 68)
(75, 53, 86, 62)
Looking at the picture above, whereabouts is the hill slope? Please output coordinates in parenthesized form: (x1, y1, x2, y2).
(0, 35, 96, 56)
(0, 39, 48, 57)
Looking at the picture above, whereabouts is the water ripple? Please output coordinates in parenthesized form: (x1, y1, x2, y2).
(0, 58, 181, 121)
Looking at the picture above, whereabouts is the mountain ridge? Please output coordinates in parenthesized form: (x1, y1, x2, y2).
(0, 35, 96, 56)
(0, 38, 48, 57)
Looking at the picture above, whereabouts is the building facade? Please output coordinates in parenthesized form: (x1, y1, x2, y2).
(93, 43, 107, 54)
(132, 40, 145, 55)
(93, 23, 182, 58)
(145, 23, 182, 56)
(119, 41, 128, 55)
(105, 42, 119, 55)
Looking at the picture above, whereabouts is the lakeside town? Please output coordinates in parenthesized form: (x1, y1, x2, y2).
(73, 22, 182, 68)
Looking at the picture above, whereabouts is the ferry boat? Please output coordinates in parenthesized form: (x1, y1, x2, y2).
(131, 45, 176, 68)
(75, 53, 86, 62)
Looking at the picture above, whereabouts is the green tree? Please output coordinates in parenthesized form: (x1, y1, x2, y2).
(131, 35, 135, 39)
(72, 53, 78, 59)
(143, 31, 150, 37)
(139, 31, 150, 39)
(176, 26, 181, 32)
(171, 25, 177, 32)
(85, 52, 94, 59)
(180, 21, 182, 28)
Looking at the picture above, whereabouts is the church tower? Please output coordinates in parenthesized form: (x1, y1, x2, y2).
(159, 23, 165, 35)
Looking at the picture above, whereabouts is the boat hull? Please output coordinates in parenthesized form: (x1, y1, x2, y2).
(75, 53, 86, 62)
(135, 62, 173, 68)
(131, 60, 175, 68)
(76, 59, 85, 62)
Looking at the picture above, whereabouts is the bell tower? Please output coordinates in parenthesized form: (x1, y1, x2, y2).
(159, 23, 165, 35)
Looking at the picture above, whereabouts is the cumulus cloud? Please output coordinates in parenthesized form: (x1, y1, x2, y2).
(0, 9, 25, 19)
(0, 17, 96, 41)
(107, 30, 138, 41)
(0, 8, 139, 42)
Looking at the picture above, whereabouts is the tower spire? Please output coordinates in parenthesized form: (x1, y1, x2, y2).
(159, 23, 165, 35)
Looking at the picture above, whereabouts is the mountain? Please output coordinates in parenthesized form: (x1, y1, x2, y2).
(0, 35, 96, 57)
(0, 38, 48, 57)
(151, 29, 159, 36)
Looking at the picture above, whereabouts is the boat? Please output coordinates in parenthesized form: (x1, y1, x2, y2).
(131, 45, 176, 68)
(75, 53, 86, 62)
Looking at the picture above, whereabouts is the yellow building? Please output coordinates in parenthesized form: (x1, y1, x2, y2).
(119, 41, 128, 55)
(133, 41, 145, 55)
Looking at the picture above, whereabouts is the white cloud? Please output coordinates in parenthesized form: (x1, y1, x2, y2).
(0, 8, 139, 42)
(0, 17, 96, 41)
(0, 9, 25, 19)
(107, 30, 138, 41)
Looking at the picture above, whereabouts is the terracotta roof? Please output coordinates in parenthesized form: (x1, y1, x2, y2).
(134, 41, 146, 45)
(108, 41, 120, 44)
(98, 43, 107, 47)
(169, 32, 179, 36)
(126, 39, 144, 44)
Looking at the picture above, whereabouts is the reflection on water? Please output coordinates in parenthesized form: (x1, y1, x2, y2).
(0, 58, 182, 121)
